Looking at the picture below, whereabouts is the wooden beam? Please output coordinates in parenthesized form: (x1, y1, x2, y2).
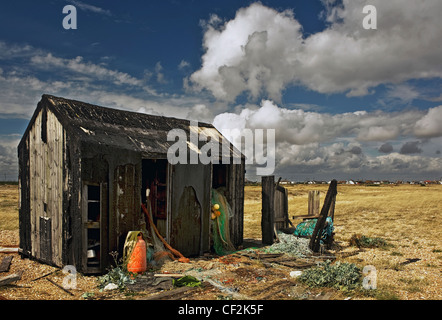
(309, 180, 337, 252)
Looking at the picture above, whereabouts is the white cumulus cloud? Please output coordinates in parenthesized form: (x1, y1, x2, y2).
(189, 1, 442, 102)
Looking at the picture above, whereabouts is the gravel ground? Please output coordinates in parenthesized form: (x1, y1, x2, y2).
(1, 228, 441, 300)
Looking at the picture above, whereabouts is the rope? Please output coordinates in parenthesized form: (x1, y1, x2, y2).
(141, 203, 190, 263)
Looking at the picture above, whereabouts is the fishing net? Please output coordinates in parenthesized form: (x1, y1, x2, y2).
(293, 217, 334, 244)
(264, 232, 312, 257)
(211, 188, 236, 255)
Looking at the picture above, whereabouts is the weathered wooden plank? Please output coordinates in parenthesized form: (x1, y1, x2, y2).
(261, 176, 275, 245)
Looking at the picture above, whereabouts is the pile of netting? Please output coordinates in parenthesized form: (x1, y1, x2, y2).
(211, 188, 236, 255)
(264, 232, 312, 257)
(293, 217, 334, 244)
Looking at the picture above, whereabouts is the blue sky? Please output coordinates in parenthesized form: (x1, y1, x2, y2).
(0, 0, 441, 181)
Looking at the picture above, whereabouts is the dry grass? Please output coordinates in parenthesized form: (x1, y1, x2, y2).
(0, 184, 19, 231)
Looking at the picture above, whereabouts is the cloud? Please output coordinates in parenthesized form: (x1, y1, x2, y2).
(213, 99, 429, 146)
(189, 3, 302, 102)
(383, 84, 420, 105)
(154, 62, 167, 84)
(413, 105, 442, 138)
(0, 41, 220, 120)
(30, 53, 147, 88)
(400, 141, 422, 154)
(70, 1, 111, 16)
(212, 99, 442, 179)
(189, 1, 442, 102)
(372, 153, 441, 174)
(378, 142, 393, 154)
(0, 134, 21, 180)
(178, 60, 191, 70)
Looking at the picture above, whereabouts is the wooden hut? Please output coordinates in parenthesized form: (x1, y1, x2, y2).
(18, 94, 245, 274)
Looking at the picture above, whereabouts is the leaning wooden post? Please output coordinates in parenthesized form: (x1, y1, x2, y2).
(261, 176, 275, 245)
(309, 180, 337, 252)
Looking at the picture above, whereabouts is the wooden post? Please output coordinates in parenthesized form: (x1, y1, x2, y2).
(308, 190, 320, 216)
(309, 180, 337, 252)
(261, 176, 275, 245)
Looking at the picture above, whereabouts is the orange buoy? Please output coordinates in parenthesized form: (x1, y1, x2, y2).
(127, 234, 147, 274)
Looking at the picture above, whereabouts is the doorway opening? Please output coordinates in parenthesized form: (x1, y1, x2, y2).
(142, 159, 169, 238)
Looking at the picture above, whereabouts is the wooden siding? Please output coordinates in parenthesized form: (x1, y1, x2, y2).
(28, 108, 64, 266)
(227, 162, 245, 247)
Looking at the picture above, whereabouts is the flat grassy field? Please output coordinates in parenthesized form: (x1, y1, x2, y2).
(244, 183, 442, 242)
(0, 184, 19, 232)
(1, 183, 441, 300)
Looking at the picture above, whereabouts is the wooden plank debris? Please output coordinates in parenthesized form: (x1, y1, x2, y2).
(46, 278, 74, 296)
(0, 271, 23, 287)
(400, 258, 421, 265)
(139, 286, 198, 300)
(0, 256, 13, 273)
(31, 270, 59, 282)
(154, 273, 184, 278)
(0, 247, 19, 253)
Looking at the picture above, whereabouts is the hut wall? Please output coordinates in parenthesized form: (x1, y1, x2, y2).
(26, 107, 64, 266)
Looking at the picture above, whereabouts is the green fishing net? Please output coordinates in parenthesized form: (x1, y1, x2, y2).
(211, 188, 236, 255)
(293, 217, 334, 244)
